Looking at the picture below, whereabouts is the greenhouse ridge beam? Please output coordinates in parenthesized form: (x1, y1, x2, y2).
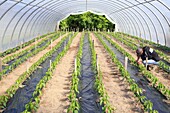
(0, 0, 170, 52)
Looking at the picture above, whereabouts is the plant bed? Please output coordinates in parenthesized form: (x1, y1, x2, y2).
(0, 32, 56, 58)
(22, 32, 78, 113)
(0, 33, 74, 111)
(0, 33, 68, 99)
(77, 33, 103, 112)
(2, 32, 63, 64)
(36, 33, 82, 113)
(108, 32, 170, 74)
(67, 32, 84, 113)
(89, 33, 114, 113)
(91, 33, 144, 113)
(120, 32, 170, 55)
(95, 32, 170, 113)
(100, 32, 170, 100)
(119, 32, 170, 64)
(0, 32, 65, 80)
(105, 32, 170, 92)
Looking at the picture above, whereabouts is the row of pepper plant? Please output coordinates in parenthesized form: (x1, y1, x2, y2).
(89, 32, 115, 113)
(121, 32, 170, 53)
(23, 32, 78, 113)
(100, 32, 170, 100)
(2, 32, 64, 64)
(0, 32, 66, 80)
(110, 32, 170, 73)
(115, 33, 170, 62)
(67, 33, 84, 113)
(0, 33, 71, 109)
(0, 32, 56, 57)
(95, 32, 158, 113)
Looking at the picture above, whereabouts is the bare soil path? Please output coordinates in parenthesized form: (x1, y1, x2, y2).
(0, 33, 68, 96)
(37, 33, 81, 113)
(91, 33, 144, 113)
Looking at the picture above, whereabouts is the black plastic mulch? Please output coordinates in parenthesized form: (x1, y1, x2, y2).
(3, 34, 72, 113)
(78, 33, 102, 113)
(100, 35, 170, 113)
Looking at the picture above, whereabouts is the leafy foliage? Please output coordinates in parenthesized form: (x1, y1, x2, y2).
(0, 32, 55, 57)
(67, 33, 85, 113)
(60, 12, 115, 31)
(0, 32, 65, 80)
(0, 33, 72, 109)
(101, 32, 170, 100)
(95, 32, 158, 112)
(110, 32, 170, 73)
(88, 32, 115, 112)
(23, 32, 78, 113)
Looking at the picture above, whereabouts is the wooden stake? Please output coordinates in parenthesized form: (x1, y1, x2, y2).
(96, 54, 99, 72)
(50, 60, 52, 70)
(125, 57, 128, 70)
(0, 58, 2, 72)
(146, 57, 148, 69)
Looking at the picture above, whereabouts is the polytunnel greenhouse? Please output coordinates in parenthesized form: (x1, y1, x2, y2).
(0, 0, 170, 113)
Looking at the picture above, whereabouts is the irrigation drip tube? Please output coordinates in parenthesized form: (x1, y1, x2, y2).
(78, 33, 102, 113)
(2, 34, 72, 113)
(99, 34, 170, 113)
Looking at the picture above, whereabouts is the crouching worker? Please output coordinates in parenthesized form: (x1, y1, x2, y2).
(136, 46, 160, 70)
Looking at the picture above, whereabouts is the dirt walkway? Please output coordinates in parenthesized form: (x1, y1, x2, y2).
(0, 33, 68, 96)
(91, 33, 143, 113)
(2, 33, 56, 60)
(37, 33, 81, 113)
(106, 34, 170, 90)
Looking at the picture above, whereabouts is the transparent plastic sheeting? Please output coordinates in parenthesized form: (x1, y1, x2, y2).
(0, 0, 170, 51)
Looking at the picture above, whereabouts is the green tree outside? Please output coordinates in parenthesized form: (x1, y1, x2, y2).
(59, 12, 115, 31)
